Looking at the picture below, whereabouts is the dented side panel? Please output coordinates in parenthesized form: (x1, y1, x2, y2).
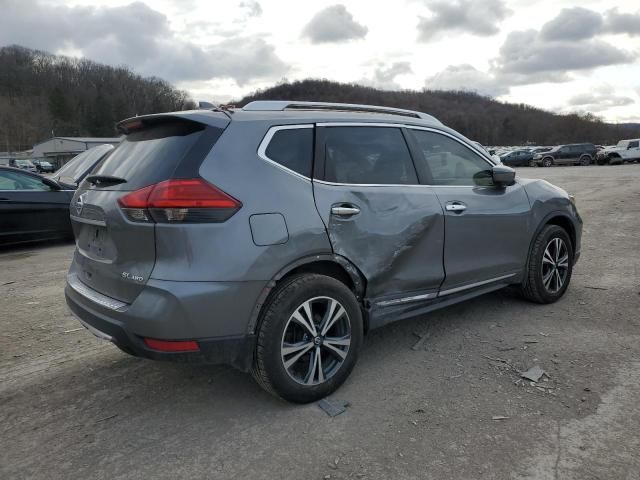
(312, 183, 445, 299)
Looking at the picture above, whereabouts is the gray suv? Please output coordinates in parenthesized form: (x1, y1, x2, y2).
(65, 101, 582, 403)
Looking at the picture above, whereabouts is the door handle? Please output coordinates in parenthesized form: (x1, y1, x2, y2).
(445, 202, 467, 213)
(331, 204, 361, 217)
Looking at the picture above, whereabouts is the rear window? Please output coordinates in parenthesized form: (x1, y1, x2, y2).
(264, 127, 313, 177)
(322, 127, 418, 185)
(90, 119, 219, 191)
(55, 144, 114, 184)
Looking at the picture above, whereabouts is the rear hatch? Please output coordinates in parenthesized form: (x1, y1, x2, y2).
(70, 112, 229, 303)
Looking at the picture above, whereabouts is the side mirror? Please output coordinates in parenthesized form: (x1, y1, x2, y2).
(492, 165, 516, 187)
(42, 177, 62, 190)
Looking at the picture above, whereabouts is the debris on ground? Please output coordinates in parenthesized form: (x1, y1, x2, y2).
(497, 346, 515, 352)
(318, 398, 350, 417)
(492, 416, 510, 420)
(1, 281, 15, 286)
(411, 331, 431, 351)
(95, 413, 118, 423)
(584, 286, 608, 291)
(520, 365, 545, 383)
(63, 327, 84, 334)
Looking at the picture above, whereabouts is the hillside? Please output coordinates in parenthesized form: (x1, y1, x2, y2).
(238, 79, 640, 146)
(0, 45, 195, 152)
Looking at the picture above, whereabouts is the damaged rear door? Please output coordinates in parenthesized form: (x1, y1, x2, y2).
(312, 123, 445, 305)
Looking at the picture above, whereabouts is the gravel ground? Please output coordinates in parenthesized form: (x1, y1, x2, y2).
(1, 165, 639, 480)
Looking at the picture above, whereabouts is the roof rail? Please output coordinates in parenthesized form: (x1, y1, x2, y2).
(242, 100, 440, 123)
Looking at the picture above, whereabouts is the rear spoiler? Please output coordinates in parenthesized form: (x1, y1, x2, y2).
(116, 110, 230, 134)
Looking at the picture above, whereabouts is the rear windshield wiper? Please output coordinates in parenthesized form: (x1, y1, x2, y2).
(86, 175, 127, 186)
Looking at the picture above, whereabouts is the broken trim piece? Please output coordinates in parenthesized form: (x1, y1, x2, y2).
(438, 273, 516, 297)
(376, 292, 437, 307)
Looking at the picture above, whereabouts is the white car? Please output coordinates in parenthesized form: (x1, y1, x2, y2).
(597, 139, 640, 165)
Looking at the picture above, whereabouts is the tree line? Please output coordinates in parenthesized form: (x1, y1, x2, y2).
(238, 79, 640, 147)
(1, 46, 638, 152)
(0, 45, 195, 152)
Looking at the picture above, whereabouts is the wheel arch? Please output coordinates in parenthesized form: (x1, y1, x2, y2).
(247, 254, 368, 335)
(527, 212, 577, 267)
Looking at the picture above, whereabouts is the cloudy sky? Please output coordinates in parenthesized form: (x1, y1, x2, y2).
(2, 0, 640, 122)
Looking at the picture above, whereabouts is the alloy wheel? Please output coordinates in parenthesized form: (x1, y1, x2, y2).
(541, 237, 569, 294)
(280, 296, 351, 385)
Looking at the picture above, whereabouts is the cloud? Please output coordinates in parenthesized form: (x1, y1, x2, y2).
(239, 1, 262, 17)
(302, 5, 368, 43)
(492, 29, 635, 79)
(361, 62, 413, 89)
(539, 7, 640, 41)
(0, 0, 287, 85)
(424, 64, 509, 97)
(540, 7, 603, 41)
(603, 8, 640, 36)
(417, 0, 511, 42)
(567, 85, 635, 112)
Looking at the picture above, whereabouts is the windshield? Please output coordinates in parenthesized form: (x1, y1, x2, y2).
(16, 159, 34, 167)
(54, 144, 114, 184)
(616, 141, 627, 148)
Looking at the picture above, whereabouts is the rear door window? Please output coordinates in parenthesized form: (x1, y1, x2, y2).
(90, 119, 221, 191)
(321, 126, 418, 185)
(264, 126, 313, 177)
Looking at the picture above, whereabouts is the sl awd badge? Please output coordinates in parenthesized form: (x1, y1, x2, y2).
(121, 272, 144, 282)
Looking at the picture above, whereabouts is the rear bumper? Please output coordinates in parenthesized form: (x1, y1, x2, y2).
(65, 274, 266, 371)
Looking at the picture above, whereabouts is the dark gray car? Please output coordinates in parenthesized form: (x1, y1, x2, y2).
(65, 101, 582, 403)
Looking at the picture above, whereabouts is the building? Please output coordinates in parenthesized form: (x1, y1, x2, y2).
(32, 137, 121, 169)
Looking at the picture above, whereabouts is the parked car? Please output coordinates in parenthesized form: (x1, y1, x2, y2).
(51, 144, 115, 187)
(472, 141, 502, 164)
(533, 143, 596, 167)
(499, 149, 535, 167)
(530, 147, 552, 154)
(65, 101, 582, 403)
(0, 166, 74, 246)
(32, 159, 55, 173)
(596, 139, 640, 165)
(11, 159, 37, 173)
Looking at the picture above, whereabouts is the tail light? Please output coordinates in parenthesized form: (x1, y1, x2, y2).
(118, 178, 241, 223)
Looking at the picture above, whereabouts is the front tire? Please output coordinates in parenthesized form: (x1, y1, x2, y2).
(252, 274, 363, 403)
(542, 157, 553, 167)
(580, 155, 591, 166)
(520, 225, 573, 304)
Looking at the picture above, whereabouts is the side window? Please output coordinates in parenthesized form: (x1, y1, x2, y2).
(322, 127, 418, 185)
(264, 127, 313, 177)
(408, 129, 493, 186)
(628, 141, 639, 148)
(0, 171, 50, 191)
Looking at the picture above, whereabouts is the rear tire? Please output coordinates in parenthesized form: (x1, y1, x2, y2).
(520, 225, 573, 304)
(252, 273, 363, 403)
